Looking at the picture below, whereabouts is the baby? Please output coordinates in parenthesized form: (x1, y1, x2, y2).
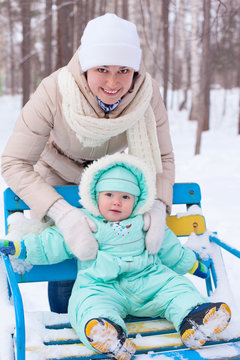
(0, 153, 231, 360)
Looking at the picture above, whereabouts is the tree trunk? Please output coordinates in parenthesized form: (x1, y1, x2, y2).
(122, 0, 129, 20)
(44, 0, 53, 77)
(178, 0, 188, 111)
(99, 0, 107, 16)
(7, 0, 16, 95)
(73, 0, 82, 52)
(171, 9, 177, 93)
(202, 0, 211, 131)
(20, 0, 31, 106)
(139, 0, 156, 75)
(56, 0, 74, 69)
(88, 0, 96, 22)
(162, 0, 169, 108)
(152, 1, 162, 82)
(114, 0, 119, 15)
(189, 0, 200, 121)
(195, 0, 211, 155)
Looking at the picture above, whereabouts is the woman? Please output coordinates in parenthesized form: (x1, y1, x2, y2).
(1, 13, 175, 312)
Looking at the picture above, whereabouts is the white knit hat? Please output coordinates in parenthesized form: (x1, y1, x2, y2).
(78, 13, 142, 72)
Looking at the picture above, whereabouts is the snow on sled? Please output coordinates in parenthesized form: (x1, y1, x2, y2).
(1, 183, 240, 360)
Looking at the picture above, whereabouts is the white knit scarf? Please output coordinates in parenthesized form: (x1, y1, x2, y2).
(58, 67, 162, 174)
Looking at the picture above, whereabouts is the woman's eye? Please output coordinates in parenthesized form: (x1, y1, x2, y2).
(98, 68, 107, 73)
(119, 69, 128, 74)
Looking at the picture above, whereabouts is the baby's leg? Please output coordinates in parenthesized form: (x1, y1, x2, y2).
(131, 267, 208, 331)
(68, 284, 136, 359)
(136, 269, 230, 349)
(155, 274, 208, 331)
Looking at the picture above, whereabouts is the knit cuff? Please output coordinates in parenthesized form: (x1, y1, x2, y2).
(13, 241, 26, 260)
(189, 260, 199, 274)
(47, 199, 73, 222)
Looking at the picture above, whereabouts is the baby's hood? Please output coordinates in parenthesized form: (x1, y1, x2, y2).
(79, 153, 156, 217)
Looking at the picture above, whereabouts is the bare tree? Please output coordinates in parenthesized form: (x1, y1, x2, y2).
(73, 0, 82, 53)
(178, 0, 188, 111)
(195, 0, 211, 155)
(99, 0, 107, 15)
(171, 9, 178, 88)
(20, 0, 31, 106)
(56, 0, 74, 69)
(7, 0, 16, 95)
(152, 2, 162, 82)
(122, 0, 129, 20)
(189, 0, 200, 120)
(44, 0, 53, 77)
(138, 0, 156, 76)
(202, 0, 211, 132)
(162, 0, 169, 108)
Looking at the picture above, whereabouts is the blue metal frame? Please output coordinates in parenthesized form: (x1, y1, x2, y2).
(172, 182, 201, 205)
(3, 255, 25, 360)
(210, 234, 240, 259)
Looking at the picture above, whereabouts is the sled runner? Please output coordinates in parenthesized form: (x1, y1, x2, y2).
(2, 183, 240, 360)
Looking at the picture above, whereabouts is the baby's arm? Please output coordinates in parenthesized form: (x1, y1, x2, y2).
(0, 226, 74, 265)
(158, 226, 196, 274)
(158, 227, 209, 278)
(23, 226, 74, 265)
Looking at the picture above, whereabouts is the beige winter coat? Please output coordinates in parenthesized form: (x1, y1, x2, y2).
(1, 50, 175, 219)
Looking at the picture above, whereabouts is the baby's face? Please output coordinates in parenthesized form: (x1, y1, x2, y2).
(98, 191, 135, 222)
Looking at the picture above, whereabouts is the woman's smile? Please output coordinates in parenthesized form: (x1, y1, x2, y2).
(101, 88, 121, 99)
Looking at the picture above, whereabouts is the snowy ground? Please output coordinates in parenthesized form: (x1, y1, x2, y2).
(0, 89, 239, 359)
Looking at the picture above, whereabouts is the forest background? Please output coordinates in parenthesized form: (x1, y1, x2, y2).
(0, 3, 240, 358)
(0, 0, 239, 153)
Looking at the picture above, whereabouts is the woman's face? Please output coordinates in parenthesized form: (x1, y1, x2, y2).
(87, 65, 135, 104)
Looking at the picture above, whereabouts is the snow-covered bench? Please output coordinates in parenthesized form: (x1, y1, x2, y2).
(2, 183, 240, 360)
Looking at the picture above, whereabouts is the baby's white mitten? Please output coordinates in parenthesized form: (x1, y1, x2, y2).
(47, 199, 98, 260)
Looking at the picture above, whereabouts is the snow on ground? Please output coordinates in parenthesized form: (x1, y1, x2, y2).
(168, 88, 240, 307)
(0, 89, 239, 359)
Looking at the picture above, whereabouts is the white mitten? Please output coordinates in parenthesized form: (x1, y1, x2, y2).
(143, 200, 166, 254)
(47, 199, 98, 260)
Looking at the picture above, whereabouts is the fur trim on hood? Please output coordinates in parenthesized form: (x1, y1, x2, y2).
(79, 153, 156, 217)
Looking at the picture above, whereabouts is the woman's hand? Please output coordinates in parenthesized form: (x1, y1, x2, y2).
(143, 200, 166, 254)
(47, 199, 98, 260)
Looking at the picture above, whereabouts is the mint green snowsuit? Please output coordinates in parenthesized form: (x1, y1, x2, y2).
(23, 215, 207, 351)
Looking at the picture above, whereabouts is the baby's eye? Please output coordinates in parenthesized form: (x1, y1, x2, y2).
(105, 192, 113, 197)
(122, 195, 130, 199)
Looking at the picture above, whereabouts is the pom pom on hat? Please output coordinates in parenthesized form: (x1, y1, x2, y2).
(96, 165, 140, 197)
(78, 13, 142, 72)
